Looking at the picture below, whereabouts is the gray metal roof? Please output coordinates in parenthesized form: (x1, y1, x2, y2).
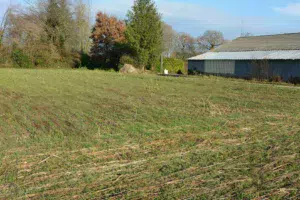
(215, 33, 300, 52)
(188, 50, 300, 61)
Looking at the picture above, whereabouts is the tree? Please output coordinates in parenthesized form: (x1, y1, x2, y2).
(90, 12, 126, 69)
(3, 6, 60, 67)
(73, 0, 91, 53)
(0, 8, 10, 46)
(0, 0, 92, 68)
(162, 22, 177, 57)
(0, 28, 3, 46)
(125, 0, 163, 69)
(198, 30, 224, 51)
(45, 0, 73, 52)
(175, 32, 196, 60)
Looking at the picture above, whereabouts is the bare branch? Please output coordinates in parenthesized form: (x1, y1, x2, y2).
(198, 30, 225, 51)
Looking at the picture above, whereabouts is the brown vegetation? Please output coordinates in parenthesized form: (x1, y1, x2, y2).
(90, 12, 126, 69)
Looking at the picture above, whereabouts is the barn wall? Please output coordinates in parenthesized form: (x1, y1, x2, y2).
(234, 61, 253, 77)
(269, 60, 300, 80)
(235, 60, 300, 80)
(188, 60, 235, 75)
(204, 60, 235, 75)
(188, 59, 300, 80)
(188, 60, 205, 72)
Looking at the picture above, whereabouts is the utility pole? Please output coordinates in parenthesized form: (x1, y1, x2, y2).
(160, 53, 164, 74)
(241, 20, 244, 36)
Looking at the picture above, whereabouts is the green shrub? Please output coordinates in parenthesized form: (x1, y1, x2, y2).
(33, 52, 50, 67)
(29, 43, 61, 68)
(80, 53, 91, 68)
(158, 58, 185, 74)
(0, 47, 12, 67)
(12, 49, 33, 68)
(119, 55, 136, 66)
(72, 51, 82, 68)
(165, 58, 185, 74)
(107, 68, 117, 72)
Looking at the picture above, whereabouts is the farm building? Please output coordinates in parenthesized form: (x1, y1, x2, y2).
(188, 33, 300, 80)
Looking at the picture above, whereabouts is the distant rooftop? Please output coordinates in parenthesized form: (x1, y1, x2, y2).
(188, 50, 300, 61)
(215, 33, 300, 52)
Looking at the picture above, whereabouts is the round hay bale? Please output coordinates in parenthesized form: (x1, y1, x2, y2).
(120, 64, 138, 74)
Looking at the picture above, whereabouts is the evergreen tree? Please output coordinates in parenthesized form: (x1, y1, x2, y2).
(125, 0, 162, 69)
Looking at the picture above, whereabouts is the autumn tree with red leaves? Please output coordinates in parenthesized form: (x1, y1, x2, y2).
(91, 12, 126, 69)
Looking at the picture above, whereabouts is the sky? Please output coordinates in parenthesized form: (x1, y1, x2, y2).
(2, 0, 300, 39)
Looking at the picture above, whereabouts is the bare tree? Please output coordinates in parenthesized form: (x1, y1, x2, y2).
(4, 6, 45, 46)
(198, 30, 224, 51)
(174, 32, 196, 60)
(162, 22, 177, 57)
(73, 0, 91, 53)
(0, 0, 93, 68)
(0, 7, 10, 46)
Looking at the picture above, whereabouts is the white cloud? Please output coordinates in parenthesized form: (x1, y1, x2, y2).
(2, 0, 299, 40)
(92, 0, 244, 38)
(93, 0, 234, 23)
(93, 0, 288, 39)
(273, 3, 300, 16)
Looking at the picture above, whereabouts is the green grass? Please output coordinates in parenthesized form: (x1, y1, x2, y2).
(0, 69, 299, 199)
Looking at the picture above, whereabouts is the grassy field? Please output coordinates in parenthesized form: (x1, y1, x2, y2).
(0, 69, 299, 199)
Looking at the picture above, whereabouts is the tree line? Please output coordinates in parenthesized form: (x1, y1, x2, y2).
(0, 0, 226, 71)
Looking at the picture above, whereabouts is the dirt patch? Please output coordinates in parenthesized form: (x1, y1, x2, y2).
(0, 88, 24, 100)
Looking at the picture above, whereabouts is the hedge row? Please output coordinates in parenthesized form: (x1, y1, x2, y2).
(156, 58, 185, 74)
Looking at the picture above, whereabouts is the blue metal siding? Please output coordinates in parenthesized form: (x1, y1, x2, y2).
(269, 60, 300, 80)
(188, 60, 204, 72)
(234, 61, 252, 77)
(188, 59, 300, 80)
(204, 60, 235, 75)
